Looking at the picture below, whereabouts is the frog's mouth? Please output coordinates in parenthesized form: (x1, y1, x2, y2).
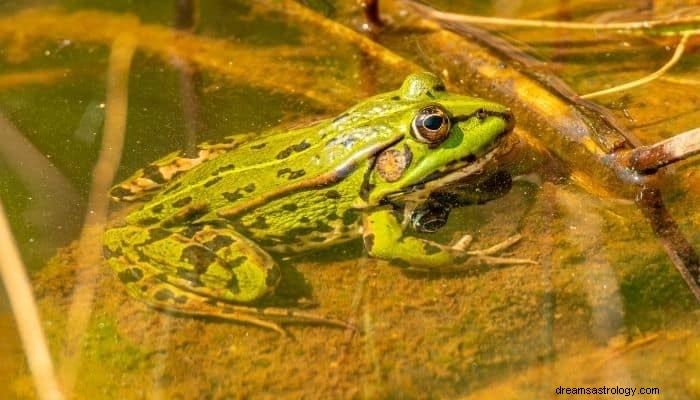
(389, 128, 518, 202)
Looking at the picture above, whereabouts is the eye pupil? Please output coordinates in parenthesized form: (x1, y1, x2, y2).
(423, 115, 443, 131)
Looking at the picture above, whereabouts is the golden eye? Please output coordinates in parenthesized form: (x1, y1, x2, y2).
(411, 105, 451, 146)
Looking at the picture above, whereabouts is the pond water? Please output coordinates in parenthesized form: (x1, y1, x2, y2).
(0, 1, 698, 399)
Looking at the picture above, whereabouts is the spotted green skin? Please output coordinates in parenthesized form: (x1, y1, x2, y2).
(103, 72, 513, 327)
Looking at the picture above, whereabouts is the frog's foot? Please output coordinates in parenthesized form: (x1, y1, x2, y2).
(152, 299, 354, 336)
(451, 233, 537, 266)
(126, 274, 352, 335)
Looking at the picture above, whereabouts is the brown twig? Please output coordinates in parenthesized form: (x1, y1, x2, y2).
(620, 127, 700, 174)
(359, 0, 384, 29)
(635, 186, 700, 300)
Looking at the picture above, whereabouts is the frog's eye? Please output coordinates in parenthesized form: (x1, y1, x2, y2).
(411, 105, 451, 146)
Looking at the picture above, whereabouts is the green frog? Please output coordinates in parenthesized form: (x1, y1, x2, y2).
(103, 72, 532, 333)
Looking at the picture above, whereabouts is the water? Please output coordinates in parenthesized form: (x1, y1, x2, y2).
(0, 1, 698, 398)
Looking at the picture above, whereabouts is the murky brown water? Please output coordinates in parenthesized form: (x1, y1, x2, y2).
(1, 1, 698, 398)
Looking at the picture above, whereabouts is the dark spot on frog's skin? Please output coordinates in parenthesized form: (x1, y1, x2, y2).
(391, 95, 400, 101)
(154, 272, 168, 281)
(151, 204, 164, 213)
(217, 164, 236, 173)
(256, 238, 279, 247)
(172, 196, 192, 208)
(137, 217, 160, 226)
(244, 183, 256, 193)
(203, 176, 223, 187)
(390, 258, 411, 268)
(281, 203, 298, 212)
(276, 139, 311, 159)
(325, 190, 341, 199)
(227, 274, 240, 293)
(110, 186, 133, 199)
(289, 170, 303, 179)
(163, 182, 182, 195)
(103, 245, 122, 258)
(310, 236, 326, 242)
(316, 221, 333, 233)
(222, 189, 243, 202)
(154, 288, 175, 302)
(342, 209, 359, 226)
(462, 154, 477, 163)
(117, 268, 143, 284)
(249, 216, 269, 230)
(423, 242, 442, 255)
(299, 216, 310, 223)
(176, 268, 203, 286)
(227, 256, 247, 269)
(181, 245, 216, 272)
(327, 212, 339, 221)
(204, 235, 234, 251)
(283, 226, 314, 240)
(147, 228, 171, 242)
(174, 295, 188, 304)
(277, 168, 306, 180)
(250, 142, 267, 150)
(363, 234, 375, 251)
(181, 224, 203, 238)
(143, 165, 167, 184)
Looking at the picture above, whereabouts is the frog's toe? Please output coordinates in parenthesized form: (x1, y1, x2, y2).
(464, 234, 523, 256)
(449, 233, 473, 251)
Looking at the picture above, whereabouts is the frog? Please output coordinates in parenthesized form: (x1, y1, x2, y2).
(103, 72, 534, 334)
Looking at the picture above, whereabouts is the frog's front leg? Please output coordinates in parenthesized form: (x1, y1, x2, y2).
(362, 209, 535, 271)
(103, 224, 350, 334)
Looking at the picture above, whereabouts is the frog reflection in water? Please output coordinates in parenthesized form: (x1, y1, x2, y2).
(103, 72, 534, 333)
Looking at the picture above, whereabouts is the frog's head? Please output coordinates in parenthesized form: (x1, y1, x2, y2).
(359, 72, 514, 205)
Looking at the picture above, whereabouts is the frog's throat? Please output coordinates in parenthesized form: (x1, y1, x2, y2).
(386, 133, 515, 203)
(217, 136, 402, 219)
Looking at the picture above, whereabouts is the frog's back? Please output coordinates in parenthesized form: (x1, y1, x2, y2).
(124, 116, 395, 227)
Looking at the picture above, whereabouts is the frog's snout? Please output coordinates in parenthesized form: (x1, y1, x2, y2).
(499, 109, 515, 137)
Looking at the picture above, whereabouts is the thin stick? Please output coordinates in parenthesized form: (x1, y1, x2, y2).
(59, 33, 136, 394)
(582, 33, 692, 99)
(623, 126, 700, 173)
(406, 1, 700, 35)
(0, 200, 64, 400)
